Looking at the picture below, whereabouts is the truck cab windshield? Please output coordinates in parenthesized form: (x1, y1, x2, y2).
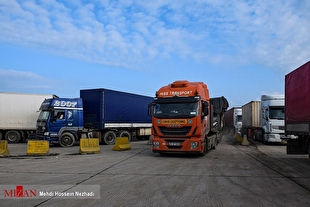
(269, 107, 284, 120)
(154, 102, 198, 118)
(38, 110, 50, 121)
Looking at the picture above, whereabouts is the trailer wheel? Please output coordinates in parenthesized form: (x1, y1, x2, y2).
(118, 130, 131, 141)
(5, 131, 21, 143)
(103, 131, 117, 145)
(59, 132, 75, 147)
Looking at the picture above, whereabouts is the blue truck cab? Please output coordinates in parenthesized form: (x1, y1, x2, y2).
(36, 98, 84, 147)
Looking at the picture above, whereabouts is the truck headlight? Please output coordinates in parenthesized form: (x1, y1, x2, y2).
(153, 141, 160, 148)
(191, 142, 198, 149)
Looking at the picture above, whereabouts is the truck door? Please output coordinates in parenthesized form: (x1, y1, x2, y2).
(49, 109, 66, 135)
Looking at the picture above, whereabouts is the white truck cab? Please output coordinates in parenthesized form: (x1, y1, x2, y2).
(261, 95, 285, 143)
(234, 107, 242, 133)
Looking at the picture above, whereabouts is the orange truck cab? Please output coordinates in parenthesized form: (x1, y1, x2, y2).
(148, 80, 228, 155)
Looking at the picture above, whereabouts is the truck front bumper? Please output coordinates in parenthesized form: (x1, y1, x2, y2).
(35, 134, 59, 144)
(265, 134, 288, 143)
(152, 138, 204, 153)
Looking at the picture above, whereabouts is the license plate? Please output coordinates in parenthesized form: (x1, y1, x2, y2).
(162, 119, 187, 124)
(168, 142, 180, 146)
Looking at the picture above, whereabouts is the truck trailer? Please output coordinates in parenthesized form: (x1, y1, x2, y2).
(148, 80, 228, 155)
(224, 107, 242, 134)
(36, 88, 153, 147)
(241, 95, 286, 144)
(285, 61, 310, 157)
(0, 92, 54, 143)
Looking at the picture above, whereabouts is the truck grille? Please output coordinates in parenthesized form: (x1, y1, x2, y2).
(37, 126, 44, 133)
(36, 121, 46, 134)
(158, 126, 191, 136)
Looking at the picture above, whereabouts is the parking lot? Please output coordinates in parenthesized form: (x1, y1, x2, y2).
(1, 134, 310, 207)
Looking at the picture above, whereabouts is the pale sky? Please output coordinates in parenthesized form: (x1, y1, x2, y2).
(0, 0, 309, 107)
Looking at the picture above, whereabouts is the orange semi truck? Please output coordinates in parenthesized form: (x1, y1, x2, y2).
(148, 80, 228, 155)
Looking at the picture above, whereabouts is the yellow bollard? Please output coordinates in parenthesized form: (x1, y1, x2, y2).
(27, 140, 49, 156)
(0, 140, 10, 156)
(242, 134, 250, 146)
(234, 133, 243, 142)
(79, 138, 100, 154)
(113, 137, 131, 151)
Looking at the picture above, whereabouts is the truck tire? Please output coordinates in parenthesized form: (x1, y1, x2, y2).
(220, 117, 224, 131)
(212, 139, 218, 149)
(199, 138, 208, 156)
(211, 134, 219, 149)
(59, 132, 75, 147)
(5, 131, 21, 143)
(118, 130, 131, 141)
(254, 129, 263, 142)
(263, 134, 267, 145)
(103, 131, 117, 145)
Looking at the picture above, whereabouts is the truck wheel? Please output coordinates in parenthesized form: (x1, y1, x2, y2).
(103, 131, 117, 145)
(199, 138, 208, 156)
(212, 140, 218, 149)
(118, 130, 131, 141)
(5, 131, 21, 143)
(59, 132, 75, 147)
(263, 135, 267, 145)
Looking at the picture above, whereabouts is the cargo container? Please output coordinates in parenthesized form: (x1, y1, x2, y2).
(242, 101, 261, 128)
(285, 61, 310, 157)
(0, 92, 54, 143)
(36, 89, 152, 147)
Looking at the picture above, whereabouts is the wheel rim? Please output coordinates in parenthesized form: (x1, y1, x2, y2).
(106, 135, 114, 143)
(119, 131, 131, 141)
(104, 131, 116, 145)
(60, 134, 74, 147)
(6, 131, 21, 143)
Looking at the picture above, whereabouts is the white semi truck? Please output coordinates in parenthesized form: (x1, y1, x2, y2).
(0, 92, 54, 143)
(224, 107, 242, 134)
(241, 95, 286, 144)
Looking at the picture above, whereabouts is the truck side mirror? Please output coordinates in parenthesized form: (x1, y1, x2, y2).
(263, 109, 269, 120)
(202, 101, 209, 116)
(148, 102, 153, 116)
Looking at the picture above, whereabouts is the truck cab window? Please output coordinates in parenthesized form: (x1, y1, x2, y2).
(53, 110, 65, 121)
(58, 112, 64, 119)
(38, 111, 50, 121)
